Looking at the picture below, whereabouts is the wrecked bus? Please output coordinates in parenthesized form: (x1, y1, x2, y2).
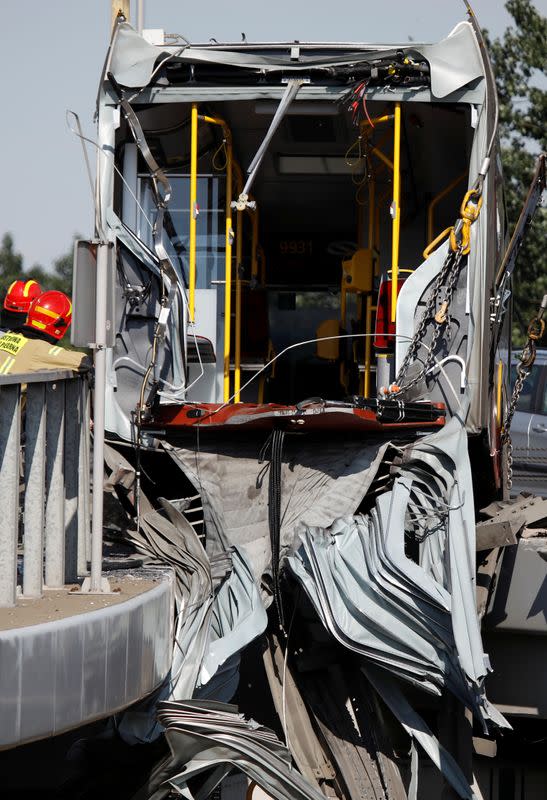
(72, 7, 547, 799)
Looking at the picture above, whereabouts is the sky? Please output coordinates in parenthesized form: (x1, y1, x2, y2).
(0, 0, 543, 272)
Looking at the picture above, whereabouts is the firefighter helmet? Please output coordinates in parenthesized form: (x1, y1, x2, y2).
(26, 291, 73, 341)
(3, 279, 42, 313)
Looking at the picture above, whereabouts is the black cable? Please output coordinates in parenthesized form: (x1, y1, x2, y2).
(259, 428, 286, 631)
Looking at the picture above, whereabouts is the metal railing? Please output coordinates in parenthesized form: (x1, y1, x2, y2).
(0, 370, 91, 607)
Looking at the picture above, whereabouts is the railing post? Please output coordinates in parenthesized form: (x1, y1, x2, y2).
(78, 380, 91, 575)
(0, 385, 21, 607)
(64, 378, 81, 583)
(23, 382, 46, 598)
(85, 240, 110, 593)
(45, 381, 66, 588)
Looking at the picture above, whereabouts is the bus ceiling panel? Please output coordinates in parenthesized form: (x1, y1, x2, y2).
(131, 83, 485, 107)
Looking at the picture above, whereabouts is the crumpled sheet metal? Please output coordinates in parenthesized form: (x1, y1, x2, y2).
(165, 438, 387, 590)
(109, 20, 484, 100)
(118, 498, 266, 744)
(153, 700, 327, 800)
(288, 402, 509, 729)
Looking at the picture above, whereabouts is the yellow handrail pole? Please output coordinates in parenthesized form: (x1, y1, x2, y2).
(234, 177, 243, 402)
(223, 138, 234, 402)
(188, 104, 198, 322)
(496, 361, 503, 426)
(197, 113, 235, 401)
(390, 102, 401, 322)
(427, 171, 467, 243)
(360, 113, 394, 130)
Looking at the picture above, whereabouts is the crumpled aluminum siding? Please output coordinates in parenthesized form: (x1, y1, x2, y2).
(164, 437, 388, 590)
(287, 397, 509, 730)
(117, 498, 267, 745)
(108, 21, 483, 100)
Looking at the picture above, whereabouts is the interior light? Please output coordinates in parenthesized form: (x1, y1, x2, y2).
(276, 155, 365, 175)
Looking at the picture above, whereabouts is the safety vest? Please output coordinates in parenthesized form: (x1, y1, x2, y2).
(0, 332, 89, 375)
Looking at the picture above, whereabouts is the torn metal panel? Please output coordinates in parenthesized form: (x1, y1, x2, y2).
(164, 437, 388, 590)
(108, 21, 484, 102)
(154, 701, 329, 800)
(118, 499, 266, 744)
(199, 547, 267, 687)
(475, 519, 519, 551)
(417, 23, 484, 99)
(288, 401, 508, 728)
(484, 537, 547, 634)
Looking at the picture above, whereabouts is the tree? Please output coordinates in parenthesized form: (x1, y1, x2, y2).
(484, 0, 547, 343)
(49, 248, 74, 296)
(0, 234, 74, 302)
(0, 233, 26, 299)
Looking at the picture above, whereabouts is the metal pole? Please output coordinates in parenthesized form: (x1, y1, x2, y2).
(78, 380, 91, 575)
(89, 242, 109, 592)
(45, 381, 66, 588)
(188, 104, 198, 322)
(63, 379, 80, 583)
(223, 141, 233, 402)
(390, 102, 401, 322)
(23, 382, 46, 597)
(111, 1, 131, 33)
(136, 0, 144, 33)
(234, 164, 243, 403)
(0, 385, 20, 607)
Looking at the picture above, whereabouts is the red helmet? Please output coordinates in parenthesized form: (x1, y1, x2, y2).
(4, 279, 42, 313)
(26, 291, 73, 341)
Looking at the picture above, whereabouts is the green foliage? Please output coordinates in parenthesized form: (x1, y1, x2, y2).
(0, 233, 26, 298)
(0, 235, 74, 304)
(484, 0, 547, 344)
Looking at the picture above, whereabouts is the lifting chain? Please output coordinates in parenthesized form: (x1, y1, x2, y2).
(501, 295, 547, 489)
(383, 186, 484, 398)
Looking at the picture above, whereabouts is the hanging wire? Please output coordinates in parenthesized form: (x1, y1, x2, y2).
(212, 138, 228, 172)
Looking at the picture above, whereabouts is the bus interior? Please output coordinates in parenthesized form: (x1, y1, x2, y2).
(116, 91, 474, 416)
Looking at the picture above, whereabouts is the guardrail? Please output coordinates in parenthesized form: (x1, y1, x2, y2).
(0, 370, 91, 607)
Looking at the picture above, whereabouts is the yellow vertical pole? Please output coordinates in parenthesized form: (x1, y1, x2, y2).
(496, 361, 503, 426)
(234, 200, 243, 402)
(390, 102, 401, 322)
(363, 177, 376, 395)
(223, 141, 233, 402)
(189, 104, 198, 322)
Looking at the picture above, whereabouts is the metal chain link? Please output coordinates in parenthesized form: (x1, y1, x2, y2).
(501, 359, 531, 490)
(391, 248, 465, 396)
(500, 296, 546, 490)
(385, 188, 485, 398)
